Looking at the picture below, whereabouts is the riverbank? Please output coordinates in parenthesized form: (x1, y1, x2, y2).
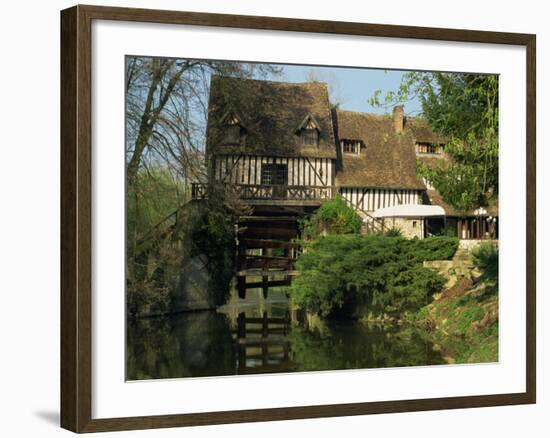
(409, 276, 498, 364)
(289, 233, 498, 365)
(408, 242, 499, 364)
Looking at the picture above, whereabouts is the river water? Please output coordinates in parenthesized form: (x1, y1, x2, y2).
(126, 290, 448, 380)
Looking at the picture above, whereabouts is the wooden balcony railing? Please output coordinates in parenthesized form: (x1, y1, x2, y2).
(191, 183, 334, 202)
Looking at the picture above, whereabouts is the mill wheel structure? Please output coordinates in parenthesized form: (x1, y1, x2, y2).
(235, 208, 304, 299)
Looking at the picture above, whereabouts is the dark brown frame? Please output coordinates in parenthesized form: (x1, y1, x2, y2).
(61, 4, 536, 433)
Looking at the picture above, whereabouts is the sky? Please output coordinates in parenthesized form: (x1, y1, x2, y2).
(272, 64, 423, 115)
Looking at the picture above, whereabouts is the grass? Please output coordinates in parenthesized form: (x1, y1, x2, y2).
(411, 278, 498, 364)
(457, 306, 485, 336)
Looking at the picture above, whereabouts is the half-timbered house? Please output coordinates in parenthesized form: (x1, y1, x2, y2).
(203, 75, 337, 207)
(195, 75, 498, 241)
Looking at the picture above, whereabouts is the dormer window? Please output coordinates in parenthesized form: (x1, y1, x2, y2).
(416, 142, 444, 155)
(296, 114, 321, 147)
(302, 128, 319, 146)
(225, 124, 241, 144)
(341, 139, 362, 155)
(220, 112, 245, 145)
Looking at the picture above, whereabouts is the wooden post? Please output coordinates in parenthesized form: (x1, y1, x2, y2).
(261, 312, 269, 367)
(284, 311, 291, 336)
(283, 343, 289, 361)
(237, 277, 246, 299)
(262, 275, 268, 299)
(262, 312, 268, 338)
(237, 312, 246, 339)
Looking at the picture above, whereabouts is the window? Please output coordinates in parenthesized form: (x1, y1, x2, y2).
(342, 139, 361, 154)
(416, 142, 444, 155)
(224, 124, 241, 144)
(296, 114, 321, 146)
(220, 112, 244, 145)
(261, 163, 287, 186)
(301, 128, 319, 146)
(261, 164, 274, 185)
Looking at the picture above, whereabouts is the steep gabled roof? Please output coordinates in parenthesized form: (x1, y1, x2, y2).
(335, 110, 425, 190)
(408, 117, 447, 144)
(207, 76, 337, 158)
(205, 76, 498, 217)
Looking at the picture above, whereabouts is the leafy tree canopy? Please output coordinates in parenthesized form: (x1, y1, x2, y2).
(370, 72, 498, 213)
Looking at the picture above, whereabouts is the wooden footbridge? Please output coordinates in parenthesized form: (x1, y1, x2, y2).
(236, 215, 302, 299)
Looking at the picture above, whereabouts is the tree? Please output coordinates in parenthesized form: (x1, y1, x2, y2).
(126, 58, 279, 184)
(370, 72, 499, 213)
(125, 57, 281, 314)
(304, 69, 344, 108)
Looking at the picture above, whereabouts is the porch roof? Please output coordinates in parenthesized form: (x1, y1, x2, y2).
(372, 204, 446, 218)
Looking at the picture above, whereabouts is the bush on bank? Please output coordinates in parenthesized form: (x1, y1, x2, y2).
(290, 235, 458, 319)
(300, 196, 363, 239)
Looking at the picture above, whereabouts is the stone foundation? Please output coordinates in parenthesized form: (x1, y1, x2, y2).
(458, 239, 497, 250)
(172, 254, 216, 312)
(423, 242, 498, 289)
(383, 217, 424, 239)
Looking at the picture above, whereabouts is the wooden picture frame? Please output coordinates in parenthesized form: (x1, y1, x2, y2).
(60, 4, 536, 433)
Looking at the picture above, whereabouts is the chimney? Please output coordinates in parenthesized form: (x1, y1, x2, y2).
(392, 105, 404, 133)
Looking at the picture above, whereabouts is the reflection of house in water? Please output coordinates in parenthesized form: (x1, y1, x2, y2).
(192, 76, 498, 296)
(234, 311, 292, 374)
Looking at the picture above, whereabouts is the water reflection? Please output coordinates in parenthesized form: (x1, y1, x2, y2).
(127, 290, 447, 380)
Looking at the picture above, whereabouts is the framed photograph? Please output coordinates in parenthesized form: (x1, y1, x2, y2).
(60, 5, 536, 433)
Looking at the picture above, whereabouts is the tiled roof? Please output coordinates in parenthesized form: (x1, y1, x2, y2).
(335, 110, 425, 189)
(207, 76, 336, 159)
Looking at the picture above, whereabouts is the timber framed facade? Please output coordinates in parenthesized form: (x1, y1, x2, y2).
(194, 75, 498, 239)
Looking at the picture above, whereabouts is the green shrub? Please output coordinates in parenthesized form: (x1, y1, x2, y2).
(290, 235, 447, 318)
(443, 226, 457, 237)
(301, 196, 362, 239)
(410, 236, 459, 261)
(385, 227, 403, 237)
(472, 241, 498, 284)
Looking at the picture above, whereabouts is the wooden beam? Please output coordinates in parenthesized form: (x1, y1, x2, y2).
(238, 216, 298, 222)
(240, 238, 300, 249)
(236, 269, 299, 277)
(238, 228, 298, 239)
(243, 279, 291, 289)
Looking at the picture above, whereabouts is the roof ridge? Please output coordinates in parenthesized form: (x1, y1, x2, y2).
(211, 74, 329, 88)
(337, 109, 432, 124)
(336, 109, 389, 119)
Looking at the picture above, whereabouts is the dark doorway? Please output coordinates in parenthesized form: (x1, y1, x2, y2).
(425, 218, 445, 237)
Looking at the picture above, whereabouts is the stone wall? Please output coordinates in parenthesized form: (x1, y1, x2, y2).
(383, 217, 424, 239)
(423, 240, 497, 289)
(458, 239, 496, 250)
(172, 254, 216, 312)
